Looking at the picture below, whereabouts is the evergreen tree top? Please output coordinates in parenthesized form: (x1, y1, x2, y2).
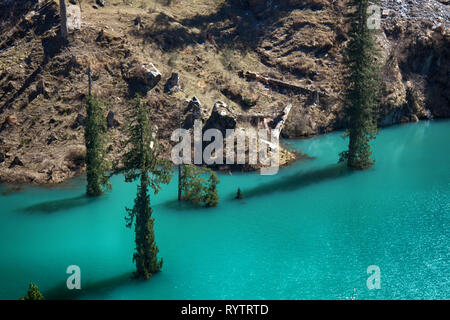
(123, 95, 173, 193)
(20, 283, 44, 300)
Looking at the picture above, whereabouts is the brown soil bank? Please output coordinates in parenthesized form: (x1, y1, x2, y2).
(0, 0, 448, 184)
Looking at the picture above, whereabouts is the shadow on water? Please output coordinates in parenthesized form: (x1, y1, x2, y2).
(19, 194, 96, 214)
(44, 272, 138, 300)
(242, 163, 353, 199)
(161, 199, 215, 212)
(1, 185, 24, 196)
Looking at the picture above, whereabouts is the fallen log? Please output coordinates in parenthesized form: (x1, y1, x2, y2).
(274, 103, 292, 133)
(239, 70, 330, 99)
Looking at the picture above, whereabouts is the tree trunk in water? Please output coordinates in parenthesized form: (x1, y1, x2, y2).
(59, 0, 68, 43)
(178, 165, 182, 201)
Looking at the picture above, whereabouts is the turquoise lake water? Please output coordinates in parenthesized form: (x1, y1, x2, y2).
(0, 120, 449, 300)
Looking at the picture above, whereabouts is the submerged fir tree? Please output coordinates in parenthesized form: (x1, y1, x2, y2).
(181, 165, 220, 208)
(85, 95, 110, 196)
(123, 96, 173, 280)
(203, 171, 219, 207)
(235, 187, 243, 200)
(339, 0, 382, 169)
(20, 283, 44, 300)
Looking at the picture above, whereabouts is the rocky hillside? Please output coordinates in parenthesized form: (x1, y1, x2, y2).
(0, 0, 448, 184)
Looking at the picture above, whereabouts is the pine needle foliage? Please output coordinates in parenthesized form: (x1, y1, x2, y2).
(339, 0, 382, 169)
(181, 165, 220, 208)
(85, 95, 111, 196)
(123, 96, 173, 280)
(20, 283, 44, 300)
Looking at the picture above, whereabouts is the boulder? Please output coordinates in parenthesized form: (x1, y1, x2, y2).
(29, 78, 49, 101)
(65, 145, 86, 167)
(36, 78, 48, 97)
(0, 151, 5, 164)
(134, 16, 142, 30)
(164, 72, 180, 93)
(183, 96, 203, 129)
(96, 29, 123, 45)
(9, 156, 23, 169)
(0, 115, 17, 132)
(203, 101, 237, 136)
(6, 115, 17, 125)
(125, 62, 162, 94)
(67, 4, 81, 31)
(47, 134, 57, 145)
(106, 111, 120, 128)
(71, 113, 85, 129)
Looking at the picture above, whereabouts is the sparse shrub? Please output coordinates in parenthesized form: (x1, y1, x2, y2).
(242, 96, 257, 108)
(66, 146, 86, 166)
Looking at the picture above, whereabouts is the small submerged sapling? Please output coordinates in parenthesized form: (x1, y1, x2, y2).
(235, 187, 243, 200)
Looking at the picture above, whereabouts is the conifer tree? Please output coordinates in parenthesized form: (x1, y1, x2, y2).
(339, 0, 381, 169)
(235, 187, 243, 200)
(123, 96, 173, 280)
(204, 173, 219, 207)
(181, 165, 220, 207)
(20, 283, 44, 300)
(85, 95, 110, 196)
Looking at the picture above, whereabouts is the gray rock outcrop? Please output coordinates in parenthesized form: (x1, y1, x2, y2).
(183, 96, 203, 129)
(203, 101, 237, 136)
